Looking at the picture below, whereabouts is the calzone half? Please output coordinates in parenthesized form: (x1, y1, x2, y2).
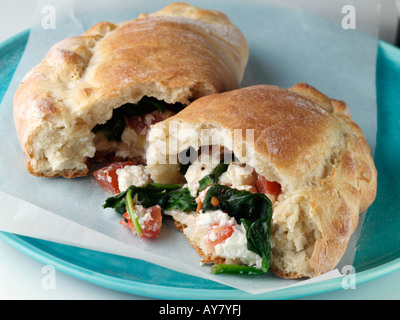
(144, 83, 377, 279)
(13, 2, 249, 178)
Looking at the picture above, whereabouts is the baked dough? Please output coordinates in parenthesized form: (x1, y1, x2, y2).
(146, 83, 377, 278)
(13, 2, 249, 178)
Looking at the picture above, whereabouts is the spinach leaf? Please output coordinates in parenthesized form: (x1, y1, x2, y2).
(126, 189, 142, 236)
(136, 187, 197, 212)
(92, 109, 127, 142)
(164, 188, 197, 212)
(103, 183, 196, 213)
(92, 102, 148, 142)
(179, 146, 198, 176)
(196, 152, 237, 195)
(210, 264, 267, 276)
(140, 96, 166, 114)
(201, 185, 272, 273)
(197, 161, 230, 195)
(103, 183, 180, 210)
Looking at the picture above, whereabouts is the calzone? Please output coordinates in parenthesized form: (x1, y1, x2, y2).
(144, 83, 377, 278)
(13, 2, 249, 178)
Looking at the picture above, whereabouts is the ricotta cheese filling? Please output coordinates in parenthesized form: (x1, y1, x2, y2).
(184, 147, 258, 196)
(184, 147, 222, 197)
(109, 145, 280, 271)
(114, 158, 264, 267)
(178, 146, 281, 270)
(164, 209, 263, 268)
(196, 210, 263, 268)
(166, 148, 267, 268)
(116, 164, 152, 192)
(214, 223, 263, 269)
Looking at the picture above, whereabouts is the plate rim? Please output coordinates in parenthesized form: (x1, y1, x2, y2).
(1, 29, 400, 300)
(2, 230, 400, 300)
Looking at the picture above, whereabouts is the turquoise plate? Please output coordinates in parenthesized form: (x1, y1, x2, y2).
(0, 29, 399, 300)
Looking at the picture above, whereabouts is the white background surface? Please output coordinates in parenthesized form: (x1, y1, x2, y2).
(0, 0, 399, 300)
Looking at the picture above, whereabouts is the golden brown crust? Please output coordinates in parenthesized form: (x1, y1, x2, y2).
(139, 2, 232, 24)
(147, 83, 377, 278)
(25, 161, 89, 179)
(13, 2, 249, 178)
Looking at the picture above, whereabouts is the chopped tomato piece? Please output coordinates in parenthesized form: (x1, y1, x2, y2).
(248, 186, 258, 194)
(255, 175, 282, 197)
(126, 112, 166, 135)
(140, 205, 162, 238)
(207, 224, 234, 245)
(120, 205, 162, 239)
(93, 161, 133, 194)
(126, 115, 147, 135)
(120, 211, 135, 230)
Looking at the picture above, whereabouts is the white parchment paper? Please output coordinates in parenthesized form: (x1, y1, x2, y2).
(0, 0, 380, 295)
